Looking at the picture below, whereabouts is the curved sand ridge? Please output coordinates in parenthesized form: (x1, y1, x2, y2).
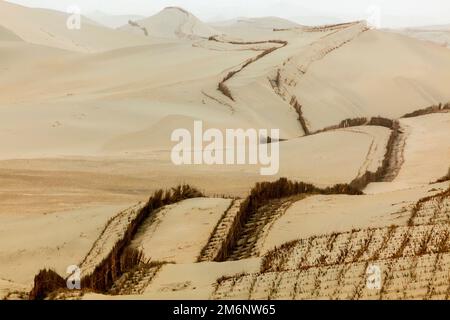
(120, 6, 219, 40)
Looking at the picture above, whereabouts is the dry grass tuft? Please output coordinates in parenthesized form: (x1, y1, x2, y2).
(29, 184, 203, 299)
(29, 269, 66, 300)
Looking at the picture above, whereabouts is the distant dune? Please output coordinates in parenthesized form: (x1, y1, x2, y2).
(390, 24, 450, 49)
(0, 1, 153, 52)
(210, 16, 300, 38)
(119, 6, 219, 39)
(85, 11, 145, 29)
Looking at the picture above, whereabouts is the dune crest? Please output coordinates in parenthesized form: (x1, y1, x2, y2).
(120, 6, 220, 39)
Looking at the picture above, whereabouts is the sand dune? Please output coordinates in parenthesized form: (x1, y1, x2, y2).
(293, 30, 450, 131)
(261, 183, 447, 253)
(1, 2, 450, 301)
(85, 11, 145, 29)
(366, 113, 450, 194)
(0, 1, 153, 52)
(210, 17, 300, 39)
(120, 7, 219, 40)
(0, 24, 21, 41)
(391, 25, 450, 49)
(0, 125, 390, 218)
(82, 258, 261, 300)
(130, 198, 232, 263)
(0, 204, 129, 286)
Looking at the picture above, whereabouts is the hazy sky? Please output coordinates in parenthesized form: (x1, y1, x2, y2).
(6, 0, 450, 27)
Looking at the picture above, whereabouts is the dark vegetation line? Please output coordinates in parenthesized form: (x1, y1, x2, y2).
(270, 23, 369, 135)
(289, 96, 310, 135)
(309, 101, 450, 188)
(208, 36, 288, 101)
(401, 102, 450, 118)
(313, 101, 450, 136)
(29, 184, 204, 300)
(226, 197, 298, 260)
(127, 20, 149, 36)
(312, 116, 394, 135)
(197, 199, 237, 262)
(309, 117, 404, 189)
(214, 178, 362, 262)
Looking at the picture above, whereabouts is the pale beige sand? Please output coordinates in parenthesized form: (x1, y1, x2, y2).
(0, 204, 129, 286)
(79, 203, 147, 277)
(395, 113, 450, 186)
(0, 42, 255, 157)
(130, 198, 232, 263)
(0, 1, 153, 52)
(141, 258, 261, 300)
(0, 126, 389, 215)
(85, 13, 145, 29)
(85, 184, 450, 300)
(0, 24, 22, 41)
(293, 30, 450, 131)
(260, 183, 449, 254)
(0, 278, 28, 299)
(4, 18, 447, 159)
(120, 7, 219, 39)
(226, 22, 368, 136)
(210, 17, 300, 40)
(1, 3, 450, 300)
(391, 25, 450, 49)
(214, 253, 450, 300)
(83, 258, 261, 300)
(366, 113, 450, 194)
(214, 191, 450, 300)
(0, 15, 447, 161)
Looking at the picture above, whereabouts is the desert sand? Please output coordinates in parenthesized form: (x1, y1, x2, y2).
(0, 2, 449, 300)
(391, 25, 450, 49)
(130, 198, 232, 263)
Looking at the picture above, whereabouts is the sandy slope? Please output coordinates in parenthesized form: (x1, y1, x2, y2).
(119, 7, 219, 39)
(292, 30, 450, 131)
(0, 204, 129, 286)
(1, 3, 450, 300)
(0, 1, 153, 52)
(395, 114, 450, 186)
(0, 41, 255, 159)
(210, 17, 300, 39)
(261, 183, 448, 254)
(366, 113, 450, 194)
(1, 16, 449, 159)
(0, 126, 390, 215)
(0, 24, 21, 41)
(0, 278, 27, 299)
(391, 25, 450, 49)
(130, 198, 232, 263)
(85, 12, 145, 29)
(82, 258, 261, 300)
